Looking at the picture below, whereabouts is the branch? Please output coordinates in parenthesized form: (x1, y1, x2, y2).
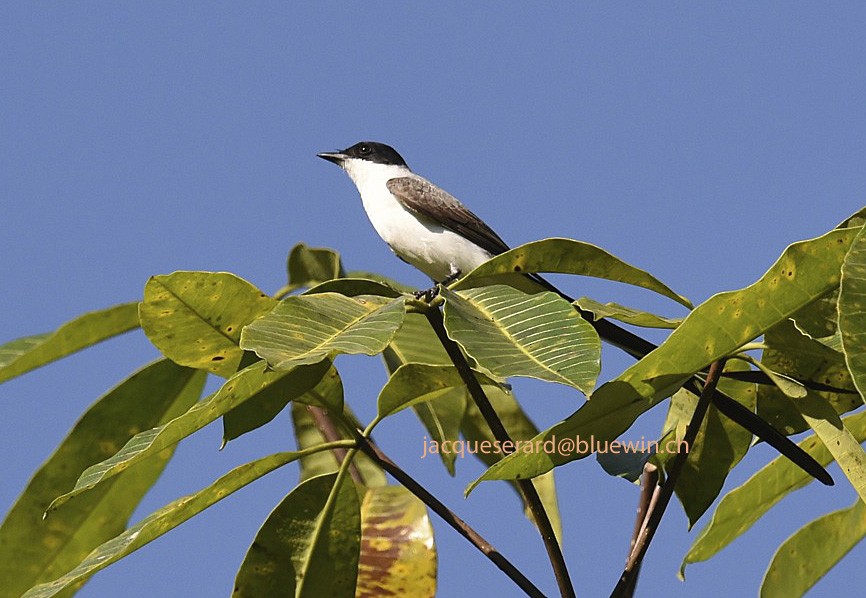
(305, 405, 366, 486)
(305, 403, 546, 597)
(424, 304, 576, 598)
(619, 463, 660, 598)
(610, 359, 727, 598)
(353, 433, 547, 598)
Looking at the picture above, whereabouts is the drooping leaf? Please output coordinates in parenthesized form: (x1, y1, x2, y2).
(24, 451, 322, 598)
(305, 278, 402, 299)
(139, 272, 277, 377)
(596, 449, 652, 483)
(356, 486, 436, 598)
(460, 385, 562, 542)
(451, 237, 692, 308)
(384, 312, 561, 536)
(680, 409, 866, 577)
(751, 360, 808, 398)
(0, 360, 204, 598)
(291, 402, 387, 488)
(839, 223, 866, 401)
(233, 472, 361, 598)
(240, 293, 407, 368)
(575, 297, 683, 329)
(0, 303, 140, 385)
(237, 473, 361, 598)
(344, 271, 416, 295)
(759, 319, 859, 436)
(221, 359, 336, 444)
(287, 243, 344, 287)
(377, 364, 496, 421)
(660, 361, 756, 526)
(760, 499, 866, 598)
(383, 313, 467, 474)
(442, 285, 600, 393)
(288, 366, 386, 488)
(471, 227, 858, 486)
(789, 391, 866, 504)
(48, 360, 326, 512)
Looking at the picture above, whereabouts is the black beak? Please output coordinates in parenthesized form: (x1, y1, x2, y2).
(317, 151, 346, 165)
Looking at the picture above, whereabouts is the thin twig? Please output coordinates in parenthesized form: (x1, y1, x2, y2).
(620, 463, 660, 598)
(304, 402, 546, 596)
(425, 305, 576, 598)
(354, 433, 547, 598)
(610, 359, 727, 598)
(305, 405, 366, 485)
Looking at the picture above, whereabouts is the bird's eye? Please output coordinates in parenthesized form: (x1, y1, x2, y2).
(358, 144, 371, 155)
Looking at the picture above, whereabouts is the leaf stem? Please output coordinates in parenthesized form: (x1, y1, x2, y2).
(610, 359, 727, 598)
(305, 405, 367, 485)
(352, 432, 547, 598)
(424, 304, 576, 598)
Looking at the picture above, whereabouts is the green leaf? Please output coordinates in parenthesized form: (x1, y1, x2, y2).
(24, 450, 322, 598)
(0, 303, 140, 385)
(442, 285, 600, 393)
(383, 312, 561, 536)
(247, 472, 360, 598)
(240, 293, 407, 368)
(290, 401, 387, 488)
(837, 206, 866, 229)
(790, 391, 866, 504)
(221, 359, 335, 444)
(305, 277, 402, 298)
(233, 472, 361, 598)
(791, 288, 839, 340)
(383, 313, 467, 474)
(759, 320, 859, 436)
(839, 223, 866, 401)
(460, 385, 562, 542)
(344, 270, 416, 294)
(0, 360, 204, 598)
(288, 365, 386, 488)
(287, 243, 344, 287)
(472, 227, 858, 486)
(596, 450, 652, 483)
(575, 297, 683, 329)
(139, 272, 277, 377)
(377, 363, 496, 420)
(760, 499, 866, 598)
(48, 360, 323, 512)
(661, 362, 755, 526)
(680, 409, 866, 577)
(751, 359, 808, 399)
(452, 237, 692, 308)
(356, 486, 437, 598)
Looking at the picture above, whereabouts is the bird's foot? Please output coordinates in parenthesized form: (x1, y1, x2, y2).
(413, 271, 462, 302)
(413, 286, 439, 301)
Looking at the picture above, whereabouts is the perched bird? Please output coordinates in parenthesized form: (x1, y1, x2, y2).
(318, 141, 832, 485)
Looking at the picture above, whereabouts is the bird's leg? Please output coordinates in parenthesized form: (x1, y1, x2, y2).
(413, 270, 462, 302)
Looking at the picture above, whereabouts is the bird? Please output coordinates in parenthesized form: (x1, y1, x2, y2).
(317, 140, 832, 485)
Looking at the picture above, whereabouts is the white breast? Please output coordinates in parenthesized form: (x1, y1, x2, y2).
(341, 160, 493, 282)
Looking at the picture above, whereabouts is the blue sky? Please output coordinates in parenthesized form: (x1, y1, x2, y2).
(2, 4, 865, 597)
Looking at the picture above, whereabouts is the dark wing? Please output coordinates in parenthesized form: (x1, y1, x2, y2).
(386, 176, 511, 256)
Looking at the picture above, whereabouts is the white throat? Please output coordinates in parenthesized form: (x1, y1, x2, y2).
(336, 157, 494, 281)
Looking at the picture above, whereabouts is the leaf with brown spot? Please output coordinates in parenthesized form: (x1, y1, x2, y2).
(472, 227, 858, 486)
(356, 486, 436, 598)
(140, 272, 276, 377)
